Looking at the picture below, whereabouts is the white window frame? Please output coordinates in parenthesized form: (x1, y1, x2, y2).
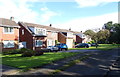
(22, 29, 24, 35)
(3, 27, 14, 34)
(35, 27, 46, 35)
(35, 40, 43, 47)
(3, 40, 15, 48)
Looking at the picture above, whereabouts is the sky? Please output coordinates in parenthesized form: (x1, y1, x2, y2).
(0, 0, 119, 32)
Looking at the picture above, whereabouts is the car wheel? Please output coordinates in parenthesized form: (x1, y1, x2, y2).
(61, 49, 66, 51)
(48, 49, 51, 52)
(59, 48, 61, 51)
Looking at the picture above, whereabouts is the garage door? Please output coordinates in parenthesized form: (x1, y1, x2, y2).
(66, 39, 73, 48)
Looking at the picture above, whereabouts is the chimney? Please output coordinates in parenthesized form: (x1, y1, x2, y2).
(69, 28, 71, 31)
(10, 16, 14, 21)
(49, 24, 52, 27)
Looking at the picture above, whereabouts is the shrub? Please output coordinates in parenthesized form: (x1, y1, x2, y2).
(21, 49, 34, 57)
(2, 48, 29, 55)
(34, 50, 44, 56)
(2, 49, 21, 55)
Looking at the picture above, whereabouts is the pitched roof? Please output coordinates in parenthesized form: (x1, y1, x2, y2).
(20, 22, 80, 33)
(0, 18, 19, 27)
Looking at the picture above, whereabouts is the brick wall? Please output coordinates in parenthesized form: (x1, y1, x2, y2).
(58, 32, 66, 44)
(76, 35, 82, 44)
(0, 27, 19, 51)
(19, 23, 33, 50)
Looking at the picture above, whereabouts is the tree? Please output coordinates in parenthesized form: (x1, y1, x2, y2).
(84, 29, 96, 37)
(103, 21, 120, 44)
(97, 29, 110, 43)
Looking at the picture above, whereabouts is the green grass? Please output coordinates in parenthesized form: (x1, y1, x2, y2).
(1, 52, 78, 70)
(69, 44, 120, 50)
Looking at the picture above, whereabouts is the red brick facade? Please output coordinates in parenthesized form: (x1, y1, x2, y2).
(19, 22, 47, 51)
(76, 35, 83, 44)
(58, 32, 66, 44)
(0, 27, 19, 51)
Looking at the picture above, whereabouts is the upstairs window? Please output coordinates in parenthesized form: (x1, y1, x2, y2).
(35, 28, 46, 35)
(22, 29, 24, 35)
(4, 27, 14, 34)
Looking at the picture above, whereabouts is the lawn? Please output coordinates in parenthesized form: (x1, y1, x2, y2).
(1, 52, 78, 70)
(69, 44, 120, 50)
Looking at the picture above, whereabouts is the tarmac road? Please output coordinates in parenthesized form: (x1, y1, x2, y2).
(56, 48, 120, 76)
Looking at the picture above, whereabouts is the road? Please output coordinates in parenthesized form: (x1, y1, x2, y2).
(57, 48, 120, 76)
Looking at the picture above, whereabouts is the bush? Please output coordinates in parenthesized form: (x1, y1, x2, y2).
(21, 49, 34, 57)
(2, 49, 21, 55)
(2, 48, 28, 55)
(34, 50, 44, 56)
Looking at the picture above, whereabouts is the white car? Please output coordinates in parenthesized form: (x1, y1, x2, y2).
(47, 46, 59, 52)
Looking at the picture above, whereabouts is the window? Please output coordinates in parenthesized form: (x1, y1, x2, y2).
(35, 28, 46, 35)
(35, 40, 43, 47)
(3, 40, 15, 48)
(22, 29, 24, 35)
(4, 27, 14, 34)
(47, 40, 54, 46)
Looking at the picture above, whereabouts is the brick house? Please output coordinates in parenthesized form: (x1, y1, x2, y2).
(75, 32, 92, 44)
(18, 22, 48, 51)
(18, 22, 60, 51)
(0, 17, 20, 52)
(57, 29, 75, 48)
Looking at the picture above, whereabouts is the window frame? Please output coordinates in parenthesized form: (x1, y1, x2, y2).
(3, 27, 14, 34)
(35, 40, 43, 47)
(35, 28, 46, 35)
(3, 40, 15, 48)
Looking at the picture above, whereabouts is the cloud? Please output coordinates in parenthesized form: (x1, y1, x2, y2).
(75, 0, 119, 8)
(0, 0, 59, 23)
(40, 7, 60, 23)
(55, 12, 118, 32)
(0, 0, 39, 23)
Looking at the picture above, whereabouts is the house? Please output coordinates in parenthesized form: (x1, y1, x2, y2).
(41, 24, 58, 46)
(75, 32, 92, 44)
(57, 29, 75, 48)
(18, 22, 47, 51)
(0, 17, 20, 52)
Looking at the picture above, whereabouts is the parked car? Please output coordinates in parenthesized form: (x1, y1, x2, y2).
(46, 46, 59, 52)
(75, 43, 90, 48)
(55, 43, 68, 51)
(91, 43, 99, 46)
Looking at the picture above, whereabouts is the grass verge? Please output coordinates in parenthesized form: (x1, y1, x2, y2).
(69, 44, 120, 50)
(2, 52, 78, 71)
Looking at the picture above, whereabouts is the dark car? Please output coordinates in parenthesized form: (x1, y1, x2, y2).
(55, 43, 68, 51)
(75, 43, 89, 48)
(91, 43, 99, 46)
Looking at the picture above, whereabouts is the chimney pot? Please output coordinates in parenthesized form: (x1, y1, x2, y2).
(69, 28, 71, 31)
(49, 24, 52, 27)
(10, 16, 14, 21)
